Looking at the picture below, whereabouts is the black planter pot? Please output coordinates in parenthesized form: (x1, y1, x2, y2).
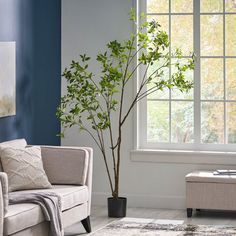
(107, 197, 127, 218)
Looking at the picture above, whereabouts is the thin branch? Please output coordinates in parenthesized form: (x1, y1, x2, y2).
(83, 127, 103, 152)
(120, 83, 144, 127)
(116, 37, 136, 151)
(88, 76, 107, 111)
(137, 85, 157, 100)
(99, 128, 115, 193)
(122, 37, 136, 83)
(136, 58, 170, 100)
(108, 113, 117, 179)
(137, 86, 163, 102)
(146, 60, 169, 81)
(88, 111, 103, 148)
(100, 129, 106, 152)
(127, 45, 143, 68)
(124, 61, 142, 85)
(120, 63, 150, 126)
(87, 110, 114, 192)
(103, 71, 118, 180)
(112, 38, 138, 196)
(140, 63, 150, 87)
(101, 149, 114, 193)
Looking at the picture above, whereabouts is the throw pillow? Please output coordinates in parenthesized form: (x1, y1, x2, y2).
(0, 139, 27, 172)
(1, 146, 52, 192)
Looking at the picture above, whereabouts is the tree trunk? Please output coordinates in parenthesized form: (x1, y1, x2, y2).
(113, 138, 121, 199)
(113, 176, 119, 199)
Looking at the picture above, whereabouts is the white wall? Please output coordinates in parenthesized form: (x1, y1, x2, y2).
(62, 0, 236, 209)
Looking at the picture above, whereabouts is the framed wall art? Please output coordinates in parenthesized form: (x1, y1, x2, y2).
(0, 42, 16, 118)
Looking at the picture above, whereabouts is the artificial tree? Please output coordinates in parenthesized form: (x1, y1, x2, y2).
(57, 11, 194, 215)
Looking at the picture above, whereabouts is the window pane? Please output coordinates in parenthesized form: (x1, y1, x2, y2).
(201, 102, 224, 143)
(147, 101, 169, 142)
(201, 15, 223, 56)
(171, 0, 193, 13)
(226, 59, 236, 100)
(227, 102, 236, 143)
(171, 16, 193, 56)
(171, 59, 194, 99)
(171, 101, 194, 143)
(225, 0, 236, 12)
(200, 0, 223, 12)
(226, 15, 236, 56)
(201, 58, 224, 100)
(147, 59, 169, 99)
(147, 0, 169, 13)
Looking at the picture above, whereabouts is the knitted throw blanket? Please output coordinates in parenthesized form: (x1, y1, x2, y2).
(9, 192, 63, 236)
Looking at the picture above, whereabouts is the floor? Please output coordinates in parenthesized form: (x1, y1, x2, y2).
(65, 206, 236, 235)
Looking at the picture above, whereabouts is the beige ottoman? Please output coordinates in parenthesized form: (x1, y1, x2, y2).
(185, 171, 236, 217)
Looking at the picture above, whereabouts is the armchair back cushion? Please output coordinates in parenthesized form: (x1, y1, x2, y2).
(41, 147, 89, 186)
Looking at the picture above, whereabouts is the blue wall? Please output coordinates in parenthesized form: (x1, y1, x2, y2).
(0, 0, 61, 145)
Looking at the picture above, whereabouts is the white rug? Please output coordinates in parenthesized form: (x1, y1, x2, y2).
(91, 217, 236, 235)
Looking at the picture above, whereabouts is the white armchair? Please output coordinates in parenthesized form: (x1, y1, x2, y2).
(0, 139, 93, 236)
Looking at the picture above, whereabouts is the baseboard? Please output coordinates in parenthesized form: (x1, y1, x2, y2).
(92, 192, 186, 209)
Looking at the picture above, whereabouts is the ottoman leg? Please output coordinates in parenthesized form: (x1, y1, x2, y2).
(187, 208, 193, 218)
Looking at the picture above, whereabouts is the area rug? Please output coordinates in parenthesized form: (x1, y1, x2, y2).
(91, 217, 236, 235)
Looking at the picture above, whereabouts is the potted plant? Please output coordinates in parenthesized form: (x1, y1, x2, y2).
(57, 10, 194, 218)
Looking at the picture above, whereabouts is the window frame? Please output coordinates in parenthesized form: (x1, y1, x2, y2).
(137, 0, 236, 152)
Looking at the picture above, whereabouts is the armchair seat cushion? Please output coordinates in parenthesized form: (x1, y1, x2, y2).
(4, 185, 88, 235)
(54, 185, 88, 210)
(16, 185, 89, 211)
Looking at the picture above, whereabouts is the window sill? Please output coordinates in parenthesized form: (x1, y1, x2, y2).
(130, 149, 236, 165)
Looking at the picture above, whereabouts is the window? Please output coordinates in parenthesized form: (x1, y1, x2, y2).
(138, 0, 236, 151)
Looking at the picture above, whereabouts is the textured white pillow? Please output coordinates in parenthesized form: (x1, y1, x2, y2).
(1, 146, 52, 192)
(0, 139, 27, 172)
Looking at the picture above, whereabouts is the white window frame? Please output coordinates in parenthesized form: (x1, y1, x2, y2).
(136, 0, 236, 152)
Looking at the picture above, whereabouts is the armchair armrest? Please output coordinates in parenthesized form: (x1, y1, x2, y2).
(0, 180, 3, 236)
(0, 172, 8, 236)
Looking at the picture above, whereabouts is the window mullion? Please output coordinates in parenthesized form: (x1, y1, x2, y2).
(137, 0, 147, 149)
(193, 0, 201, 146)
(223, 0, 227, 144)
(169, 0, 172, 143)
